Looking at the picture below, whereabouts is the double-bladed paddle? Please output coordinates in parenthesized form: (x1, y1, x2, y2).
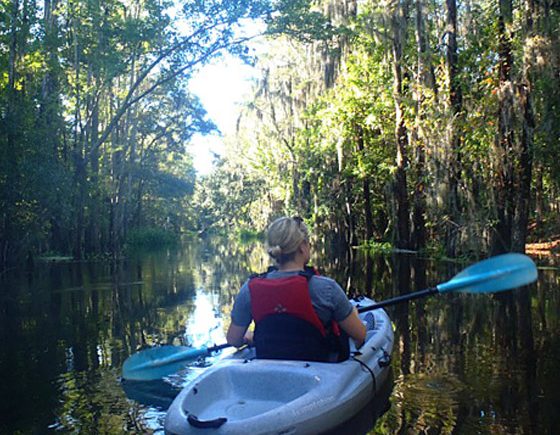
(122, 253, 537, 381)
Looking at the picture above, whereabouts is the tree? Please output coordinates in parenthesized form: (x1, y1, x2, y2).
(444, 0, 463, 257)
(0, 0, 287, 267)
(390, 0, 412, 250)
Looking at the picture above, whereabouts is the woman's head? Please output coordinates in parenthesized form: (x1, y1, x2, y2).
(266, 216, 310, 265)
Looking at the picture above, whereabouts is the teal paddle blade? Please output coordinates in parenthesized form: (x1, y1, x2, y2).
(437, 253, 538, 294)
(122, 345, 209, 381)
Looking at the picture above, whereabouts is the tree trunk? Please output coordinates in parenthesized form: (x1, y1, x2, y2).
(513, 0, 537, 383)
(356, 125, 374, 241)
(492, 0, 516, 255)
(134, 179, 145, 228)
(512, 0, 536, 253)
(534, 163, 544, 231)
(444, 0, 463, 257)
(120, 2, 143, 243)
(85, 0, 103, 254)
(87, 94, 101, 252)
(412, 0, 433, 253)
(41, 0, 60, 141)
(391, 1, 411, 250)
(7, 0, 19, 150)
(42, 0, 65, 253)
(344, 180, 358, 248)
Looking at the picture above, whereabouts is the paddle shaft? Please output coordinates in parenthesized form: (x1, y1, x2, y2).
(357, 287, 438, 313)
(207, 343, 232, 353)
(356, 267, 528, 313)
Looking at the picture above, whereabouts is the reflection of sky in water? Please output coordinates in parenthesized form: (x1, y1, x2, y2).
(137, 287, 227, 432)
(140, 407, 167, 434)
(185, 288, 226, 348)
(50, 286, 231, 433)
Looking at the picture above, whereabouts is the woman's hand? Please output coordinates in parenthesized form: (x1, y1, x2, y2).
(243, 329, 254, 346)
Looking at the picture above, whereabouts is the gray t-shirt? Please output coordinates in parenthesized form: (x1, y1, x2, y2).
(231, 270, 354, 328)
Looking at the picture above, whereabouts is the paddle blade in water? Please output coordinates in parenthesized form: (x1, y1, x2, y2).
(121, 378, 179, 408)
(437, 253, 538, 294)
(122, 345, 208, 381)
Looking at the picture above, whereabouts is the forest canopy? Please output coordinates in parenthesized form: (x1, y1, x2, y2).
(1, 0, 559, 269)
(198, 0, 560, 259)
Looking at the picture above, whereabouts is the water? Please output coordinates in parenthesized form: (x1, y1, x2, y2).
(0, 238, 558, 434)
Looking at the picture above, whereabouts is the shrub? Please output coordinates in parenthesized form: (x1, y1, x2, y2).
(126, 227, 177, 249)
(237, 228, 263, 243)
(359, 240, 394, 255)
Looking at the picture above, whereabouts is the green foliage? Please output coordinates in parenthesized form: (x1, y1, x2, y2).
(359, 241, 394, 255)
(207, 0, 560, 257)
(126, 227, 177, 250)
(2, 0, 560, 268)
(265, 0, 340, 43)
(220, 8, 397, 238)
(237, 228, 264, 243)
(420, 240, 447, 261)
(194, 157, 269, 233)
(0, 0, 283, 267)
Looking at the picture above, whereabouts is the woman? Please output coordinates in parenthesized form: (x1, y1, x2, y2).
(227, 216, 366, 362)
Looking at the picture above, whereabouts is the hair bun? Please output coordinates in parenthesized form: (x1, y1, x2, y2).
(267, 245, 283, 258)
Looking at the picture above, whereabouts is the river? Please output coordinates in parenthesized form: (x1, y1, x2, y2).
(0, 237, 558, 434)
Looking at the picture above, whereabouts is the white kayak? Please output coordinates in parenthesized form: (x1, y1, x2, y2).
(165, 297, 394, 435)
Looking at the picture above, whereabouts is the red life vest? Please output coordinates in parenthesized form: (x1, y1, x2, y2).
(249, 274, 326, 335)
(248, 267, 348, 362)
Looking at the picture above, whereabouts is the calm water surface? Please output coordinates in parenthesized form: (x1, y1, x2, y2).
(0, 238, 558, 434)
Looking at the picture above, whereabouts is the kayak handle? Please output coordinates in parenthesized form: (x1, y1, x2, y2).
(187, 414, 227, 429)
(378, 350, 391, 368)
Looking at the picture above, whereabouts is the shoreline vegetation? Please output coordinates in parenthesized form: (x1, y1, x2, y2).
(30, 228, 560, 267)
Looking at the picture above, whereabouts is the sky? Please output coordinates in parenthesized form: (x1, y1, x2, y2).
(188, 54, 260, 176)
(169, 2, 264, 175)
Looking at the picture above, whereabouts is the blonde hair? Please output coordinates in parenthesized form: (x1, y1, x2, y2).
(266, 217, 309, 264)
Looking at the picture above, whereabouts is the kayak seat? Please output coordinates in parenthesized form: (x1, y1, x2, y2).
(254, 314, 331, 362)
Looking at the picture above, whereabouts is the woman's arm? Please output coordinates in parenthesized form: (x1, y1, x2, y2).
(227, 282, 253, 347)
(338, 308, 366, 347)
(226, 322, 249, 348)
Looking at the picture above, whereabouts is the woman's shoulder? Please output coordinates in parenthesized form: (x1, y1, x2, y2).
(310, 274, 342, 290)
(238, 278, 251, 293)
(311, 274, 335, 282)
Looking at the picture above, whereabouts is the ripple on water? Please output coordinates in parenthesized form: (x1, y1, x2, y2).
(48, 367, 183, 433)
(391, 372, 467, 432)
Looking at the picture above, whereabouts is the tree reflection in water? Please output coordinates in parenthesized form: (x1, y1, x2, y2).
(0, 237, 558, 434)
